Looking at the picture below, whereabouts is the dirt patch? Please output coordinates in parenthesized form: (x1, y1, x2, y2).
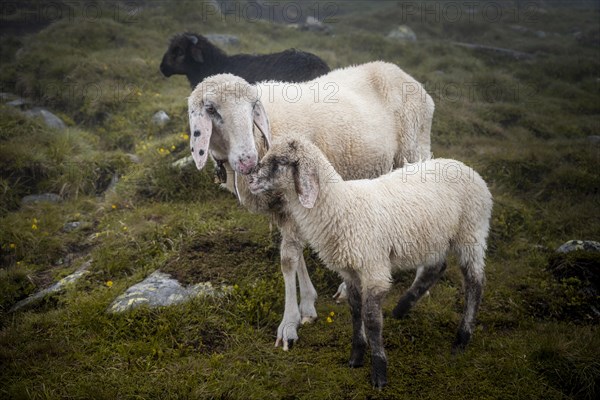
(163, 232, 277, 285)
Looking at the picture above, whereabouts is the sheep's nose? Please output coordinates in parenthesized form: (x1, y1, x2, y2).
(238, 155, 257, 175)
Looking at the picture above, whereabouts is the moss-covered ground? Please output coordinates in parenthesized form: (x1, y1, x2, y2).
(0, 1, 598, 398)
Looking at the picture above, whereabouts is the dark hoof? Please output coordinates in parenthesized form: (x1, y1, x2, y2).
(392, 295, 415, 319)
(287, 339, 295, 350)
(372, 375, 387, 390)
(348, 348, 365, 368)
(371, 356, 387, 389)
(451, 329, 471, 354)
(348, 357, 364, 368)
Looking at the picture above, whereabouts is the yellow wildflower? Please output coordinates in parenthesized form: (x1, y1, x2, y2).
(329, 311, 335, 317)
(122, 226, 128, 231)
(9, 243, 16, 249)
(111, 204, 117, 210)
(106, 280, 113, 288)
(326, 316, 333, 323)
(31, 224, 38, 230)
(171, 145, 176, 150)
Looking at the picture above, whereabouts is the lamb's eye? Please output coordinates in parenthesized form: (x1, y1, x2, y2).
(205, 104, 216, 115)
(173, 48, 184, 57)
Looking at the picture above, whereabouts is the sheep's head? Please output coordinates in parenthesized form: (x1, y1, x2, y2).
(160, 33, 207, 77)
(188, 74, 271, 175)
(248, 139, 319, 208)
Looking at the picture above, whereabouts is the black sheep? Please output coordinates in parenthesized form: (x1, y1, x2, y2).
(160, 33, 330, 88)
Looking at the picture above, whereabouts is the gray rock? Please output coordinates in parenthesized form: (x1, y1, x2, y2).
(0, 92, 18, 102)
(509, 25, 529, 33)
(7, 98, 28, 109)
(557, 240, 600, 253)
(63, 221, 81, 232)
(24, 107, 66, 129)
(172, 155, 194, 169)
(151, 110, 170, 126)
(587, 135, 600, 145)
(535, 31, 547, 39)
(21, 193, 63, 205)
(126, 153, 141, 164)
(205, 33, 240, 46)
(387, 25, 417, 42)
(299, 16, 332, 34)
(10, 261, 91, 312)
(108, 270, 233, 313)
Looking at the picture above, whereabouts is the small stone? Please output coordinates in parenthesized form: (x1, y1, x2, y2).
(586, 135, 600, 145)
(21, 193, 62, 205)
(299, 16, 332, 34)
(151, 110, 170, 126)
(23, 107, 66, 129)
(172, 155, 194, 169)
(557, 240, 600, 254)
(7, 98, 28, 109)
(0, 92, 18, 102)
(205, 33, 240, 46)
(386, 25, 417, 42)
(126, 153, 141, 164)
(63, 221, 81, 232)
(107, 270, 232, 313)
(10, 261, 91, 312)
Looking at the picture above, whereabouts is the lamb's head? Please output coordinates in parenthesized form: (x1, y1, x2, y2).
(160, 33, 206, 77)
(188, 74, 271, 174)
(248, 138, 320, 209)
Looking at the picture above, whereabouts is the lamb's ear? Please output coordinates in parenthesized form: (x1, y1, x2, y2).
(294, 160, 319, 209)
(188, 35, 204, 63)
(253, 100, 271, 149)
(189, 105, 212, 170)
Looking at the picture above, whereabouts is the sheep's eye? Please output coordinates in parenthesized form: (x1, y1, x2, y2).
(173, 47, 184, 57)
(205, 104, 216, 115)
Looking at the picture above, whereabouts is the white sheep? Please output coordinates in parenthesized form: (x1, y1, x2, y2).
(187, 61, 435, 350)
(247, 138, 493, 388)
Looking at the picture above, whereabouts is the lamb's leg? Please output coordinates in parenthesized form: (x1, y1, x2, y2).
(275, 231, 302, 351)
(346, 278, 366, 368)
(393, 261, 447, 319)
(453, 252, 485, 353)
(297, 251, 318, 324)
(363, 285, 388, 389)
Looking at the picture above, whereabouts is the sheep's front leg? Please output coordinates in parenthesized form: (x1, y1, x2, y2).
(363, 285, 388, 389)
(275, 230, 305, 350)
(296, 246, 318, 324)
(285, 223, 317, 324)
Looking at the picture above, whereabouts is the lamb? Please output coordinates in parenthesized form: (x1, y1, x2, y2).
(187, 61, 435, 350)
(247, 138, 493, 388)
(160, 32, 330, 88)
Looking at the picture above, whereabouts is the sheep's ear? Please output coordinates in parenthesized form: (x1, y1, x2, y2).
(189, 37, 204, 63)
(294, 161, 319, 209)
(189, 105, 212, 170)
(253, 101, 271, 149)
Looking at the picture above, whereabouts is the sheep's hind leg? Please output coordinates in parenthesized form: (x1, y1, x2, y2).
(363, 285, 389, 389)
(345, 277, 366, 368)
(392, 262, 447, 319)
(452, 257, 485, 354)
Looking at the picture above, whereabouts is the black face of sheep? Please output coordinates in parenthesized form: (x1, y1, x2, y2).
(160, 33, 208, 78)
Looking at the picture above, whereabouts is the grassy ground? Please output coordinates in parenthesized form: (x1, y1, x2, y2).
(1, 1, 599, 398)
